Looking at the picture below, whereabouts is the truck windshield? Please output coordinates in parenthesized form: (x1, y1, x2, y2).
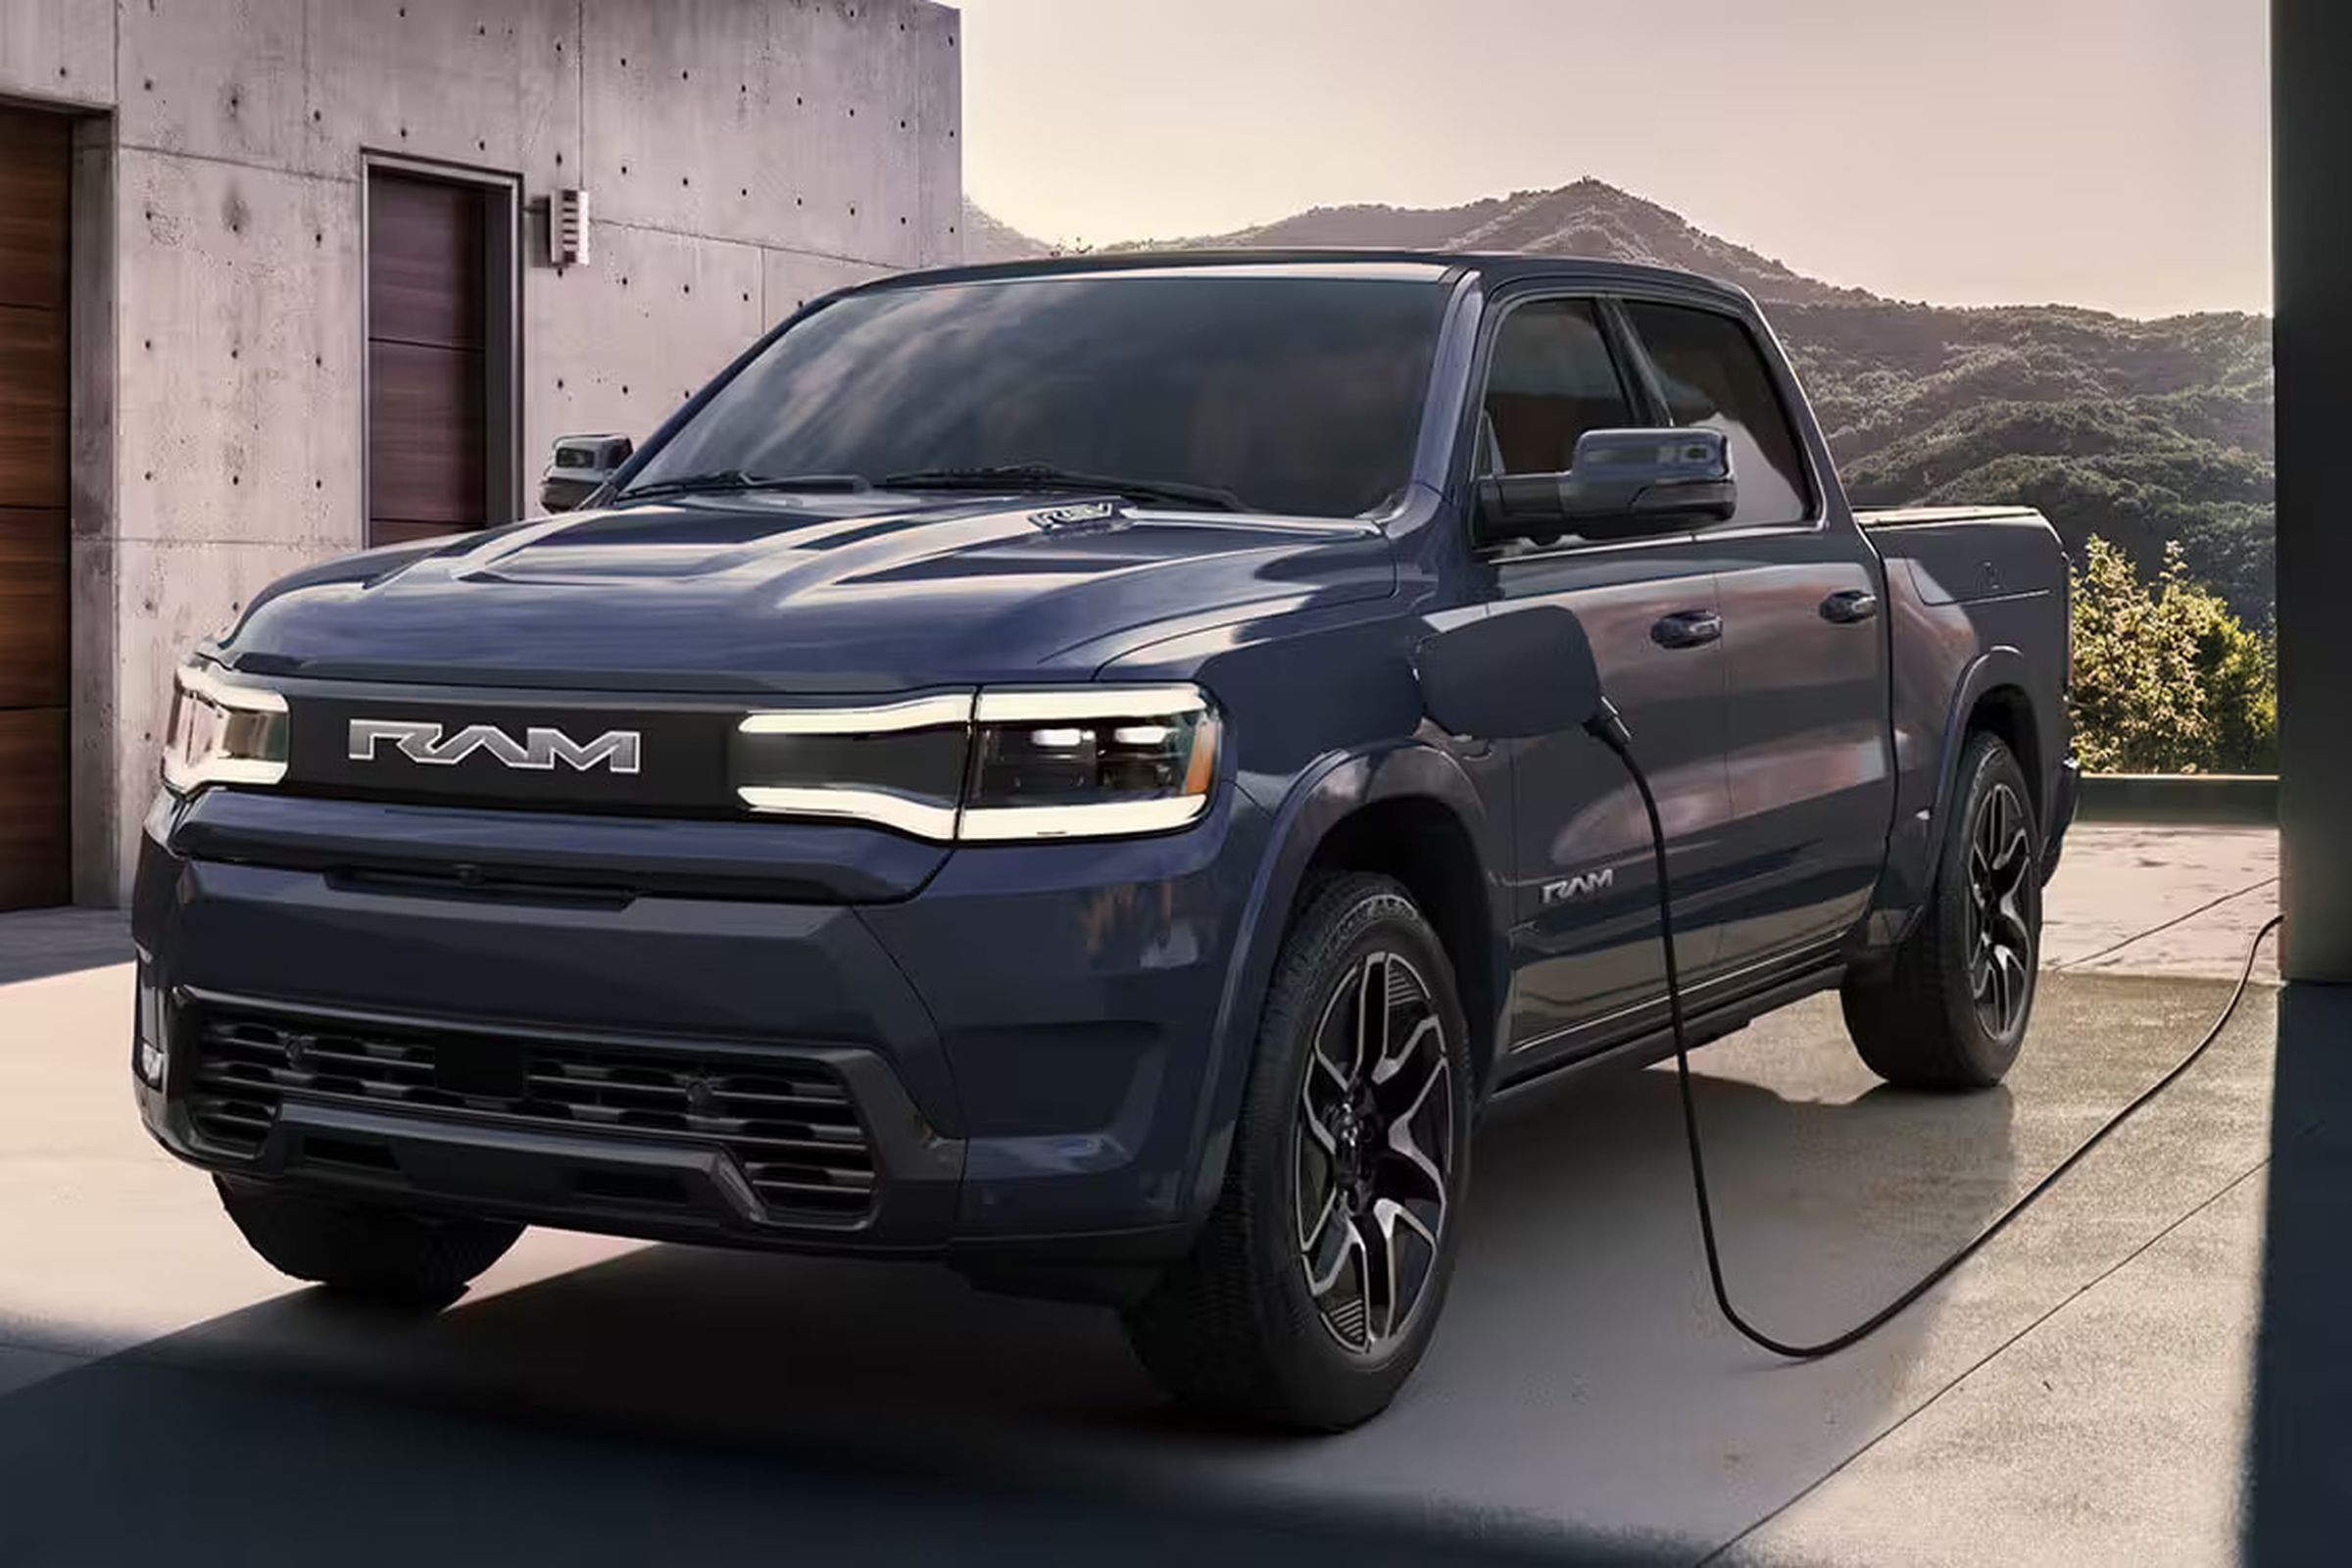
(625, 270, 1452, 519)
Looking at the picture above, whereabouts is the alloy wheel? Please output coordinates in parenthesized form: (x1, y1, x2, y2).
(1966, 779, 2035, 1039)
(1294, 949, 1454, 1354)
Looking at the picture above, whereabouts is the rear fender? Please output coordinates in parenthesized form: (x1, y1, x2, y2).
(1871, 647, 2038, 953)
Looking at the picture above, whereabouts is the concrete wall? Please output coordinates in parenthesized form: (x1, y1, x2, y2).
(0, 0, 962, 901)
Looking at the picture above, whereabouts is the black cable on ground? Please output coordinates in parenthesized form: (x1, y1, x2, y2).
(1599, 723, 2282, 1361)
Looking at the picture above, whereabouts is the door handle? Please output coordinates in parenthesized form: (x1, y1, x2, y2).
(1650, 609, 1723, 649)
(1820, 588, 1880, 624)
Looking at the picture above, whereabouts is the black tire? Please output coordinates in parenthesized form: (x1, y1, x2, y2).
(215, 1177, 522, 1306)
(1841, 731, 2042, 1089)
(1122, 873, 1473, 1431)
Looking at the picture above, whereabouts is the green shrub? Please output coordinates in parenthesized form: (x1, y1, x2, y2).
(2068, 535, 2276, 773)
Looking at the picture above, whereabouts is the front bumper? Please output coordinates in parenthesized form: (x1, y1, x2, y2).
(134, 785, 1267, 1267)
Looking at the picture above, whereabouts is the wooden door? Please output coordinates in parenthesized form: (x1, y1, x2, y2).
(368, 172, 491, 547)
(0, 106, 73, 911)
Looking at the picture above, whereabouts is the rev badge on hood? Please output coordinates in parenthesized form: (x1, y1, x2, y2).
(1028, 499, 1126, 533)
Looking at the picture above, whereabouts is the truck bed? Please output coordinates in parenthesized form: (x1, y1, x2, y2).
(1856, 505, 2045, 530)
(1859, 505, 2067, 607)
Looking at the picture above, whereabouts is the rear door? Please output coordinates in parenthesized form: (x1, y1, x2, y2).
(1469, 294, 1734, 1064)
(1616, 298, 1895, 968)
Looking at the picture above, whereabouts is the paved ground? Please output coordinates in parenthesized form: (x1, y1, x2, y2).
(2042, 824, 2278, 982)
(0, 825, 2290, 1564)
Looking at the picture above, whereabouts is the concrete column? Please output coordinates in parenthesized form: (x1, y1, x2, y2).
(2274, 0, 2352, 979)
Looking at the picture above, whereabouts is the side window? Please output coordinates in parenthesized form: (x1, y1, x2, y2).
(1620, 301, 1813, 527)
(1478, 299, 1635, 478)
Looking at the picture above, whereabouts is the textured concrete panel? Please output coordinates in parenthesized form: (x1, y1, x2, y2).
(113, 151, 363, 551)
(800, 0, 931, 270)
(580, 0, 950, 263)
(580, 0, 782, 243)
(772, 0, 888, 263)
(307, 0, 580, 189)
(909, 0, 962, 266)
(0, 0, 113, 107)
(69, 133, 119, 905)
(522, 220, 764, 481)
(119, 0, 309, 169)
(69, 534, 119, 901)
(760, 246, 889, 326)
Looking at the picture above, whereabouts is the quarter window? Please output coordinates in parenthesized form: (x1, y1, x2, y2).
(1621, 301, 1813, 527)
(1477, 299, 1635, 477)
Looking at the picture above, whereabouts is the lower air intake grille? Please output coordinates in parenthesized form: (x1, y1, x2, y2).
(185, 1007, 877, 1220)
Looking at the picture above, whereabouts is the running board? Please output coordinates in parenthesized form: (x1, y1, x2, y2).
(1490, 954, 1846, 1101)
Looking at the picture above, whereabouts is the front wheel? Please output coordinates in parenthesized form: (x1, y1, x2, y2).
(1842, 731, 2042, 1089)
(1122, 874, 1473, 1431)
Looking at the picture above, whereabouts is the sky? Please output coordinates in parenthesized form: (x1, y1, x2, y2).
(947, 0, 2271, 318)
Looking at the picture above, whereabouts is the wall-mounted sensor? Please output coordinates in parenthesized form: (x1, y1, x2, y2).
(551, 188, 591, 267)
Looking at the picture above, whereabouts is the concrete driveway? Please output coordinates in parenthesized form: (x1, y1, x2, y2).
(0, 826, 2287, 1564)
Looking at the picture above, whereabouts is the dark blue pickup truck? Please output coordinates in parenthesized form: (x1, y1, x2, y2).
(134, 252, 2075, 1429)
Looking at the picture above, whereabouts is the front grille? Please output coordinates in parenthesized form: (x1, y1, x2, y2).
(184, 1006, 877, 1220)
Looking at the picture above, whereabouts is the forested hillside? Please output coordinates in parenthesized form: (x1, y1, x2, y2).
(965, 181, 2275, 619)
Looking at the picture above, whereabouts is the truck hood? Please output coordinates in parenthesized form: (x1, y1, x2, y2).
(220, 492, 1396, 691)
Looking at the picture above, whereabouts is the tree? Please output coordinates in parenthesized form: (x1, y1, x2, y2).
(2069, 535, 2276, 773)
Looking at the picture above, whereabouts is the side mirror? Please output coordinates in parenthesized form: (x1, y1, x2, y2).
(1474, 426, 1736, 547)
(539, 432, 634, 513)
(1418, 605, 1603, 740)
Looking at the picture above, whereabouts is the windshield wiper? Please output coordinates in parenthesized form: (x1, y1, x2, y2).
(878, 465, 1247, 514)
(613, 470, 872, 504)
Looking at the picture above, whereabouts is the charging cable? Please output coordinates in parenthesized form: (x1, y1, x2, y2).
(1589, 706, 2282, 1359)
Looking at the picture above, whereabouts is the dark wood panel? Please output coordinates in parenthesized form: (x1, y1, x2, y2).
(0, 110, 71, 910)
(368, 173, 487, 351)
(0, 508, 67, 709)
(368, 339, 486, 537)
(0, 305, 68, 510)
(0, 706, 70, 912)
(368, 518, 466, 547)
(0, 107, 70, 312)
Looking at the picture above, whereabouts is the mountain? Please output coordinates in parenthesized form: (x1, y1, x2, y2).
(961, 182, 2275, 619)
(960, 197, 1050, 265)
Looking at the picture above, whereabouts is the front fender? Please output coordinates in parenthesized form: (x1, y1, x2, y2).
(1176, 739, 1505, 1226)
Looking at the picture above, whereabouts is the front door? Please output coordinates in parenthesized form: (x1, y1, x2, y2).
(1616, 299, 1896, 967)
(1469, 296, 1733, 1063)
(368, 170, 496, 547)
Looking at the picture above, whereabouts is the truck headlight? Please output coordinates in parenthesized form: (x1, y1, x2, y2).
(733, 684, 1220, 842)
(960, 686, 1219, 841)
(162, 661, 288, 795)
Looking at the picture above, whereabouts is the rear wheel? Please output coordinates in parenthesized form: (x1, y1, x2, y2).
(1122, 874, 1472, 1431)
(216, 1178, 521, 1306)
(1842, 732, 2041, 1089)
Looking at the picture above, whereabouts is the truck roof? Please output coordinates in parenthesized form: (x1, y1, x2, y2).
(846, 248, 1758, 309)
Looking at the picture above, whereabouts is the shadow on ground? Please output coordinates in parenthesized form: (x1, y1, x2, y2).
(0, 908, 129, 987)
(0, 1005, 2045, 1566)
(2247, 980, 2352, 1565)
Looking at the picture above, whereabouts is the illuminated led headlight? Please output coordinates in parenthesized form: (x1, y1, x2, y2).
(734, 693, 974, 840)
(161, 661, 288, 795)
(960, 685, 1219, 841)
(732, 684, 1220, 842)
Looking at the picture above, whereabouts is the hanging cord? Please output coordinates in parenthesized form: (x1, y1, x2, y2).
(1592, 718, 2281, 1359)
